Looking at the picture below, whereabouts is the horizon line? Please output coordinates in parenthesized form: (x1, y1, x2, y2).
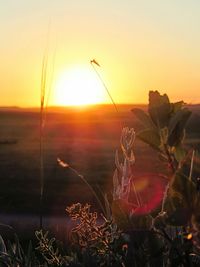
(0, 103, 148, 109)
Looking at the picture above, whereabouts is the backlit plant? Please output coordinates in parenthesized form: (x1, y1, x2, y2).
(1, 90, 200, 266)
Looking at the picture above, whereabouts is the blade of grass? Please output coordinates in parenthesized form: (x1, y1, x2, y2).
(90, 59, 119, 113)
(39, 47, 49, 229)
(57, 158, 107, 217)
(189, 150, 195, 181)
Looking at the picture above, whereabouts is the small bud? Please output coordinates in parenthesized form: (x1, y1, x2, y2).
(186, 233, 193, 240)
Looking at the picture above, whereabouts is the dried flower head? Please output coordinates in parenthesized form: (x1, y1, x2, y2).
(113, 127, 136, 201)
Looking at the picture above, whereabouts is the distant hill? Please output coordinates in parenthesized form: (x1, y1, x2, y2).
(1, 103, 199, 113)
(0, 104, 147, 113)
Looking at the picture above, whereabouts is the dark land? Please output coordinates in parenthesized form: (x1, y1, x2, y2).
(0, 104, 200, 237)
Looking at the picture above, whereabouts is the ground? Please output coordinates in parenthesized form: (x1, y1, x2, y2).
(0, 104, 199, 238)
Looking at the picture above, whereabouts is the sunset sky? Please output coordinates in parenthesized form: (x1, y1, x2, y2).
(1, 0, 200, 107)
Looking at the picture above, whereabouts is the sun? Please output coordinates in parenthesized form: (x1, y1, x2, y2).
(54, 65, 106, 106)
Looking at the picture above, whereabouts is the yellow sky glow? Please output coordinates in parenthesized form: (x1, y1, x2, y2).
(53, 65, 107, 106)
(0, 1, 200, 107)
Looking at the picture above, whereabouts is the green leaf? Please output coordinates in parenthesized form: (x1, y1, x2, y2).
(131, 108, 155, 128)
(168, 108, 191, 147)
(171, 101, 184, 113)
(164, 172, 196, 226)
(148, 91, 172, 128)
(192, 194, 200, 228)
(0, 236, 6, 254)
(171, 172, 195, 207)
(168, 108, 191, 135)
(165, 203, 192, 226)
(160, 127, 169, 145)
(26, 241, 33, 265)
(137, 129, 161, 151)
(173, 146, 186, 163)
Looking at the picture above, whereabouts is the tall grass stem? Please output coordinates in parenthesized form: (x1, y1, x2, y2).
(90, 60, 119, 114)
(57, 158, 107, 217)
(39, 50, 49, 229)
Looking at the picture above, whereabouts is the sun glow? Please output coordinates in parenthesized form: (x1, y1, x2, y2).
(54, 66, 106, 106)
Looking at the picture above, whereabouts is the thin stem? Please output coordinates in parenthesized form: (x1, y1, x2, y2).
(131, 177, 141, 207)
(90, 60, 118, 113)
(161, 183, 169, 213)
(40, 52, 48, 229)
(157, 228, 186, 266)
(70, 166, 106, 216)
(163, 144, 176, 174)
(189, 150, 195, 181)
(57, 158, 107, 217)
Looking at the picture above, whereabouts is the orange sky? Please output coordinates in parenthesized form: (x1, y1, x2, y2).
(0, 1, 200, 107)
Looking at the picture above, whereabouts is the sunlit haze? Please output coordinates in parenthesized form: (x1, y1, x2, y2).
(1, 1, 200, 107)
(54, 65, 107, 106)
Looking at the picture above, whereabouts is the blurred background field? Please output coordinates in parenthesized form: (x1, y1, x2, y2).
(0, 104, 200, 236)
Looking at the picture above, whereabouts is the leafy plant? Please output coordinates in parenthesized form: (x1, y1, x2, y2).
(35, 230, 75, 266)
(129, 90, 200, 265)
(132, 91, 191, 172)
(57, 158, 111, 220)
(105, 90, 200, 266)
(131, 91, 197, 225)
(34, 91, 200, 266)
(2, 90, 200, 266)
(66, 203, 126, 267)
(112, 126, 154, 231)
(0, 234, 39, 267)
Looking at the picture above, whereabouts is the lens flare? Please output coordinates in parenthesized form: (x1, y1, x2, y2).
(131, 174, 166, 215)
